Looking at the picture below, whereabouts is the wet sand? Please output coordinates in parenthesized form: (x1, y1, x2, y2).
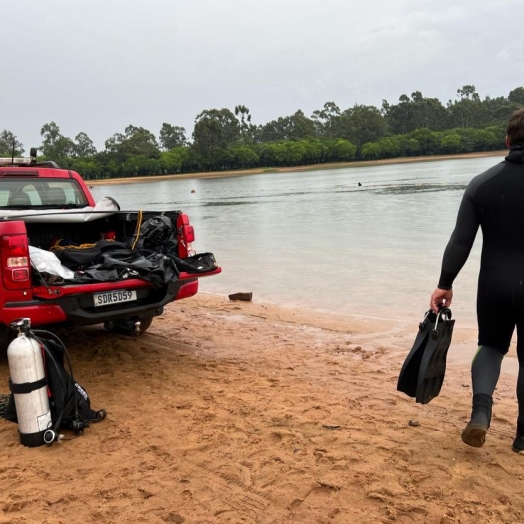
(1, 293, 522, 523)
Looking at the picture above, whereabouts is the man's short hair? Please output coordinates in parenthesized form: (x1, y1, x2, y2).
(507, 108, 524, 145)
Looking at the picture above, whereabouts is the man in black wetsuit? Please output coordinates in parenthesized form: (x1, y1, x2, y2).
(430, 108, 524, 452)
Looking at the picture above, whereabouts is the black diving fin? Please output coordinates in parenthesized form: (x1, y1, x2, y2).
(397, 308, 455, 404)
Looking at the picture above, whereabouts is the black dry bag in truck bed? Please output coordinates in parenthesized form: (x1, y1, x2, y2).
(171, 252, 218, 273)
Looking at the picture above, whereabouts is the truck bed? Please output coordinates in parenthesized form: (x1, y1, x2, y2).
(23, 210, 181, 252)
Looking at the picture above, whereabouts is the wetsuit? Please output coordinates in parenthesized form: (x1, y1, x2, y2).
(438, 145, 524, 354)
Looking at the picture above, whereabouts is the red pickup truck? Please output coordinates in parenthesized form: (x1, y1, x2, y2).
(0, 155, 221, 352)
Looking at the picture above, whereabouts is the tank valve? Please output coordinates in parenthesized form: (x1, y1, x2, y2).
(10, 318, 31, 335)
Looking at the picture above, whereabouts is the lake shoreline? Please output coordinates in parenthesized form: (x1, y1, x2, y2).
(88, 150, 508, 186)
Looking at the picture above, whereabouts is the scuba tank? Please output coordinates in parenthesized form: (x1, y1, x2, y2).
(7, 318, 54, 447)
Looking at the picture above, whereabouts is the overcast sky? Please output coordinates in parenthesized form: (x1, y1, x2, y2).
(1, 0, 522, 151)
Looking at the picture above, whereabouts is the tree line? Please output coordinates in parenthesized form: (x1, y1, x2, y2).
(1, 85, 523, 180)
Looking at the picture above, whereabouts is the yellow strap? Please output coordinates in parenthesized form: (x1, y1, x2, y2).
(131, 209, 143, 250)
(50, 243, 97, 252)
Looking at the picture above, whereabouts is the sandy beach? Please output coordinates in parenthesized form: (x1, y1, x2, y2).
(1, 293, 523, 523)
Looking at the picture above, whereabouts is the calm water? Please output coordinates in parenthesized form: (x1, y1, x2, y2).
(90, 155, 506, 325)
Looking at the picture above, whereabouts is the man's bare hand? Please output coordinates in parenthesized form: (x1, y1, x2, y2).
(430, 288, 453, 313)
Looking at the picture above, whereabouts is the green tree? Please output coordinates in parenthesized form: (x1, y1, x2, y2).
(40, 122, 75, 159)
(383, 92, 448, 134)
(375, 137, 401, 158)
(105, 125, 160, 161)
(192, 108, 240, 165)
(121, 155, 163, 177)
(234, 105, 257, 143)
(410, 128, 440, 155)
(484, 125, 506, 147)
(229, 145, 259, 168)
(508, 87, 524, 106)
(447, 85, 482, 128)
(258, 142, 285, 166)
(383, 94, 412, 134)
(396, 135, 421, 157)
(330, 139, 357, 161)
(0, 130, 24, 156)
(257, 110, 315, 142)
(159, 123, 187, 150)
(258, 117, 291, 142)
(160, 147, 189, 174)
(475, 129, 500, 150)
(478, 96, 517, 127)
(408, 91, 448, 130)
(360, 142, 381, 159)
(73, 132, 97, 157)
(288, 110, 316, 140)
(283, 141, 307, 165)
(439, 133, 461, 153)
(338, 105, 386, 147)
(299, 137, 328, 164)
(311, 102, 341, 138)
(66, 157, 100, 180)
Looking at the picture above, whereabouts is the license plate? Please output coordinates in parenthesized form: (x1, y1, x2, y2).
(93, 290, 137, 307)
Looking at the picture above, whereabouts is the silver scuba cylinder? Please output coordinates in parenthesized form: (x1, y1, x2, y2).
(7, 319, 53, 447)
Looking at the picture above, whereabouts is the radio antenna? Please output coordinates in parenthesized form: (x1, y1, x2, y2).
(11, 139, 15, 165)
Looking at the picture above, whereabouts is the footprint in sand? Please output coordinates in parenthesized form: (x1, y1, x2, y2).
(301, 407, 331, 421)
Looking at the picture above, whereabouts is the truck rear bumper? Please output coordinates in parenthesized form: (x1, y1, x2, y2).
(2, 279, 199, 327)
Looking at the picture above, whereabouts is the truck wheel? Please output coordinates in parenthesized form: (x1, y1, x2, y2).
(135, 317, 153, 334)
(104, 317, 153, 336)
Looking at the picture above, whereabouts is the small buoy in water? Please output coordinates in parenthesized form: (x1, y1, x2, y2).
(191, 189, 196, 193)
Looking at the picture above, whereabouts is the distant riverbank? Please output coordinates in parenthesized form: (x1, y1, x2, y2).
(89, 150, 507, 186)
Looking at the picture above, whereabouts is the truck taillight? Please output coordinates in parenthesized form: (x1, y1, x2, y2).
(176, 213, 196, 258)
(2, 234, 30, 289)
(7, 256, 28, 267)
(12, 268, 29, 281)
(183, 225, 195, 243)
(5, 235, 28, 256)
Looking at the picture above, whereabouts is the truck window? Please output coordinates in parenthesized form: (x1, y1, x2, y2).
(22, 184, 41, 205)
(0, 190, 9, 206)
(3, 183, 40, 206)
(42, 181, 88, 206)
(0, 179, 89, 208)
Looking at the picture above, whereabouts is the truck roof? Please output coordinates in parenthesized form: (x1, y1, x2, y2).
(0, 167, 77, 178)
(0, 158, 60, 169)
(0, 157, 95, 208)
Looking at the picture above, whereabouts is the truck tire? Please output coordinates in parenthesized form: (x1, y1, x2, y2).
(103, 316, 153, 336)
(135, 317, 153, 334)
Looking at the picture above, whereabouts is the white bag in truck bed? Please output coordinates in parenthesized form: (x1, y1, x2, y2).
(29, 246, 75, 280)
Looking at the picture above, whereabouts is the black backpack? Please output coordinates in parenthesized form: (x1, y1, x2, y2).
(3, 329, 106, 438)
(130, 215, 178, 254)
